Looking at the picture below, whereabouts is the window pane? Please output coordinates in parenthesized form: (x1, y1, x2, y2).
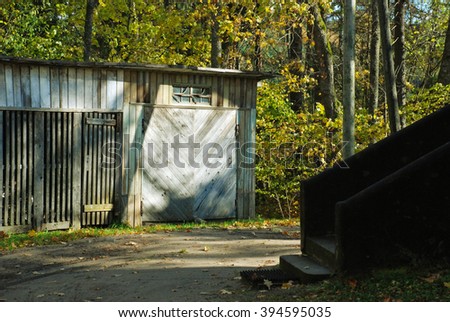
(172, 85, 211, 105)
(192, 87, 203, 94)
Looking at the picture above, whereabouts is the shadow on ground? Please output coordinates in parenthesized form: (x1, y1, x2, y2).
(0, 227, 300, 301)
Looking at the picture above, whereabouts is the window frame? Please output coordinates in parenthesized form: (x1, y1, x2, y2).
(172, 85, 212, 106)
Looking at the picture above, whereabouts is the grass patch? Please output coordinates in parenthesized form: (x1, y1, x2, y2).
(0, 218, 299, 252)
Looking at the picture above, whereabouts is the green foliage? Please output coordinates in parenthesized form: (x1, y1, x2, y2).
(402, 83, 450, 125)
(255, 81, 344, 219)
(0, 1, 83, 60)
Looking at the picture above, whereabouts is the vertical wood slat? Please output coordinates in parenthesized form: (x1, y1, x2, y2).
(10, 111, 16, 224)
(82, 113, 89, 226)
(76, 68, 85, 108)
(60, 68, 68, 109)
(134, 105, 143, 227)
(72, 112, 82, 229)
(100, 71, 107, 109)
(84, 69, 93, 109)
(0, 64, 6, 106)
(101, 115, 108, 224)
(30, 66, 40, 107)
(4, 112, 10, 226)
(66, 113, 73, 222)
(12, 65, 21, 107)
(68, 68, 77, 109)
(20, 66, 31, 107)
(0, 111, 3, 226)
(126, 71, 138, 225)
(50, 67, 60, 108)
(27, 113, 33, 221)
(56, 112, 62, 222)
(15, 112, 21, 224)
(50, 113, 56, 222)
(114, 112, 123, 221)
(61, 113, 67, 221)
(107, 71, 117, 109)
(93, 112, 100, 224)
(5, 65, 14, 107)
(95, 113, 101, 224)
(44, 112, 51, 221)
(39, 66, 51, 108)
(33, 112, 45, 229)
(20, 113, 27, 224)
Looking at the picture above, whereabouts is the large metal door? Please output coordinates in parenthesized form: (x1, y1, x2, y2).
(142, 107, 237, 222)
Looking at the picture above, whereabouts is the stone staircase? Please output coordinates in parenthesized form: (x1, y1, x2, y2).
(279, 104, 450, 281)
(280, 235, 336, 282)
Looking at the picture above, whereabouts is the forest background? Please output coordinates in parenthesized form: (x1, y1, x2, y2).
(1, 0, 450, 219)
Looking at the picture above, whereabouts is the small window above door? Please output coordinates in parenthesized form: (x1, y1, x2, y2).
(172, 85, 212, 105)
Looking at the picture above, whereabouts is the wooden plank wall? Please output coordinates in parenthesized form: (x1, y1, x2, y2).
(0, 63, 125, 110)
(0, 109, 121, 232)
(0, 60, 260, 226)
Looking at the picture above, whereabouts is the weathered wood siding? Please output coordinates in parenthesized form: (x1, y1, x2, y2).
(0, 109, 120, 232)
(0, 58, 262, 227)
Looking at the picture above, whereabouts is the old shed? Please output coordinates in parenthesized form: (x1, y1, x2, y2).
(0, 56, 269, 232)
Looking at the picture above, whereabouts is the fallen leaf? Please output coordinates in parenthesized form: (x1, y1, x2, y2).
(281, 280, 294, 289)
(443, 282, 450, 289)
(202, 246, 209, 252)
(32, 271, 42, 275)
(219, 289, 233, 295)
(263, 279, 273, 290)
(348, 278, 358, 289)
(420, 273, 440, 283)
(125, 241, 137, 246)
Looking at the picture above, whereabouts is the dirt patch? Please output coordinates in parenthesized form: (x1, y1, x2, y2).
(0, 227, 300, 302)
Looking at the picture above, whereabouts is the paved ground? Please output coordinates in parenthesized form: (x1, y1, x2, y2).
(0, 227, 300, 302)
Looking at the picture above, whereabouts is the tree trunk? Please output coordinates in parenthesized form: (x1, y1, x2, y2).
(210, 7, 221, 68)
(378, 0, 401, 134)
(438, 15, 450, 85)
(394, 0, 406, 109)
(343, 0, 356, 158)
(288, 25, 304, 112)
(369, 0, 380, 118)
(83, 0, 99, 62)
(311, 4, 336, 119)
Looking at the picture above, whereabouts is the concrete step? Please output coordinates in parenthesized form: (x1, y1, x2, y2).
(304, 235, 337, 271)
(279, 255, 332, 283)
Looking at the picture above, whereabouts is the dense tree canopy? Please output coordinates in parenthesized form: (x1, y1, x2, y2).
(1, 0, 450, 217)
